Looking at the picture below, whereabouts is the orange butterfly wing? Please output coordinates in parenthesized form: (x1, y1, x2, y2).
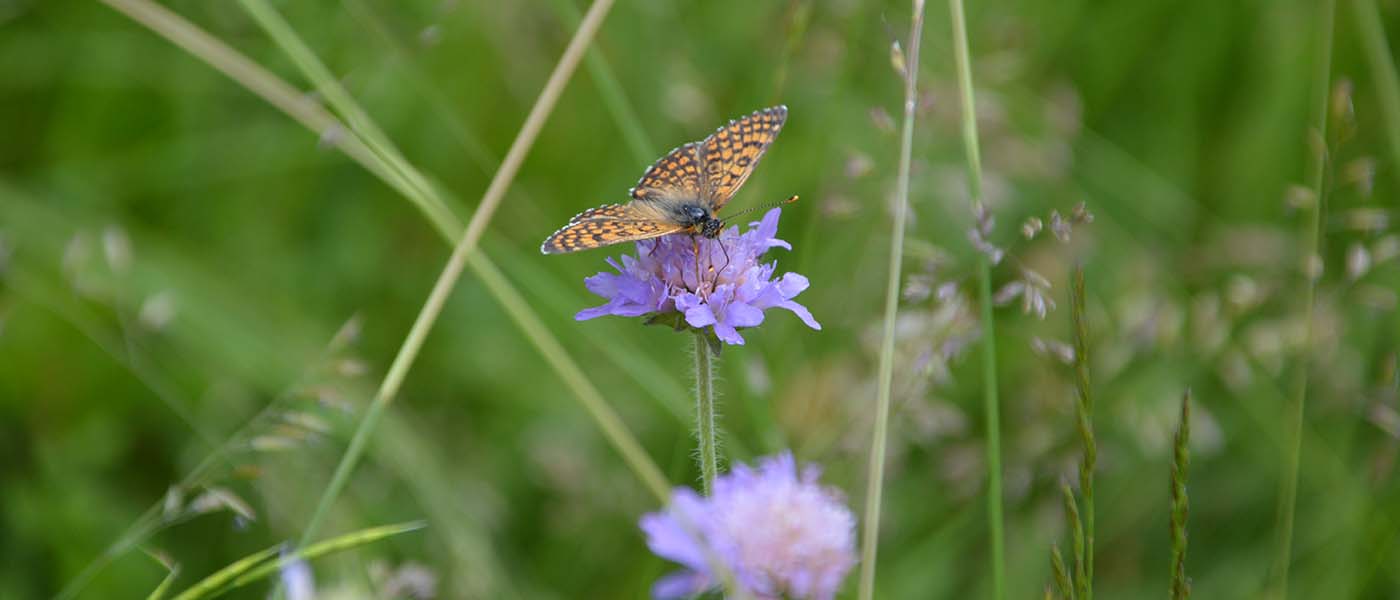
(698, 105, 787, 212)
(540, 106, 788, 254)
(539, 204, 683, 254)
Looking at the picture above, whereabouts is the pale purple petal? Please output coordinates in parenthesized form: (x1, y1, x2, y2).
(724, 302, 765, 328)
(651, 570, 711, 599)
(640, 492, 711, 573)
(779, 301, 822, 330)
(714, 322, 745, 345)
(639, 452, 857, 599)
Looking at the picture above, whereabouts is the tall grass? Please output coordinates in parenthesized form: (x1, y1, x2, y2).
(231, 0, 635, 547)
(1352, 0, 1400, 178)
(949, 0, 1005, 595)
(1070, 266, 1096, 600)
(1170, 390, 1192, 600)
(1272, 0, 1335, 595)
(100, 0, 670, 531)
(858, 1, 926, 598)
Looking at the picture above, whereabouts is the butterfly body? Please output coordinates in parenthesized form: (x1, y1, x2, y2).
(541, 106, 787, 254)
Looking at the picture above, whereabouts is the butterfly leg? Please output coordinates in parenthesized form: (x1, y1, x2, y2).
(715, 238, 732, 284)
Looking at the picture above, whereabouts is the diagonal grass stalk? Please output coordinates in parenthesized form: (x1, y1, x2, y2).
(858, 1, 925, 598)
(228, 0, 629, 546)
(236, 0, 445, 222)
(543, 0, 655, 166)
(1271, 0, 1334, 595)
(949, 0, 1005, 596)
(100, 0, 670, 539)
(1352, 0, 1400, 180)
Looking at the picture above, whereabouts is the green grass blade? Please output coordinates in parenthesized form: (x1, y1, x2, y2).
(949, 0, 1005, 596)
(225, 521, 426, 591)
(1352, 0, 1400, 182)
(144, 551, 179, 600)
(1271, 0, 1335, 595)
(1071, 265, 1096, 599)
(169, 546, 279, 600)
(1170, 390, 1192, 600)
(171, 521, 423, 600)
(858, 2, 926, 598)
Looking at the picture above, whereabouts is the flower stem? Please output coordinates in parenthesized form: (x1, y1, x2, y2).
(859, 1, 925, 598)
(693, 333, 719, 496)
(949, 0, 1005, 596)
(1272, 0, 1333, 595)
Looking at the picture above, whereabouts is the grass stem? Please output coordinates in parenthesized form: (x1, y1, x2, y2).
(949, 0, 1005, 596)
(1071, 265, 1095, 600)
(693, 334, 719, 495)
(1170, 390, 1192, 600)
(1352, 0, 1400, 181)
(858, 1, 925, 598)
(251, 0, 622, 547)
(99, 0, 671, 543)
(1272, 0, 1334, 595)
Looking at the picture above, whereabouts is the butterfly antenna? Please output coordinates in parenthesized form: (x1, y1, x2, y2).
(722, 194, 799, 222)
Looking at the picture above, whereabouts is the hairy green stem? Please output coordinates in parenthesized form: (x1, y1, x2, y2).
(693, 334, 719, 495)
(858, 1, 925, 598)
(1272, 0, 1334, 595)
(949, 0, 1005, 596)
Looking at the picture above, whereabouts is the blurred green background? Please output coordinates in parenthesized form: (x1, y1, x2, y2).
(3, 0, 1399, 597)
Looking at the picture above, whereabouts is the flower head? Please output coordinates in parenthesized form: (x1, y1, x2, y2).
(640, 453, 857, 599)
(576, 208, 820, 345)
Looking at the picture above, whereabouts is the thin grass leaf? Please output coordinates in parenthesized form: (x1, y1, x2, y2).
(1070, 265, 1095, 600)
(168, 545, 279, 600)
(144, 550, 179, 600)
(1352, 0, 1400, 182)
(1170, 390, 1192, 600)
(1051, 543, 1075, 600)
(542, 0, 655, 165)
(858, 2, 927, 598)
(225, 521, 426, 592)
(236, 0, 447, 223)
(170, 521, 422, 600)
(1062, 482, 1086, 598)
(949, 0, 1005, 595)
(1272, 0, 1335, 595)
(226, 0, 656, 548)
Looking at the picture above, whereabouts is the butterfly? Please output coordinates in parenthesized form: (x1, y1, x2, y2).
(541, 105, 790, 254)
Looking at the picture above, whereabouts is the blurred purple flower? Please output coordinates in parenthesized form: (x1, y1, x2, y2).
(576, 208, 820, 345)
(640, 453, 857, 599)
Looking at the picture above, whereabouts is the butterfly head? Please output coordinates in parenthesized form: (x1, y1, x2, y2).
(699, 217, 726, 238)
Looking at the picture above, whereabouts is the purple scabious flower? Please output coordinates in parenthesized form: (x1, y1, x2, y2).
(576, 208, 820, 345)
(639, 453, 857, 599)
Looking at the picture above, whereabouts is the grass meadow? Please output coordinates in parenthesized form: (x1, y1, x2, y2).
(3, 0, 1400, 597)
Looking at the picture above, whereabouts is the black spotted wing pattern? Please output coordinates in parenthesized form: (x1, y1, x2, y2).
(540, 204, 683, 254)
(698, 105, 786, 211)
(541, 106, 789, 254)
